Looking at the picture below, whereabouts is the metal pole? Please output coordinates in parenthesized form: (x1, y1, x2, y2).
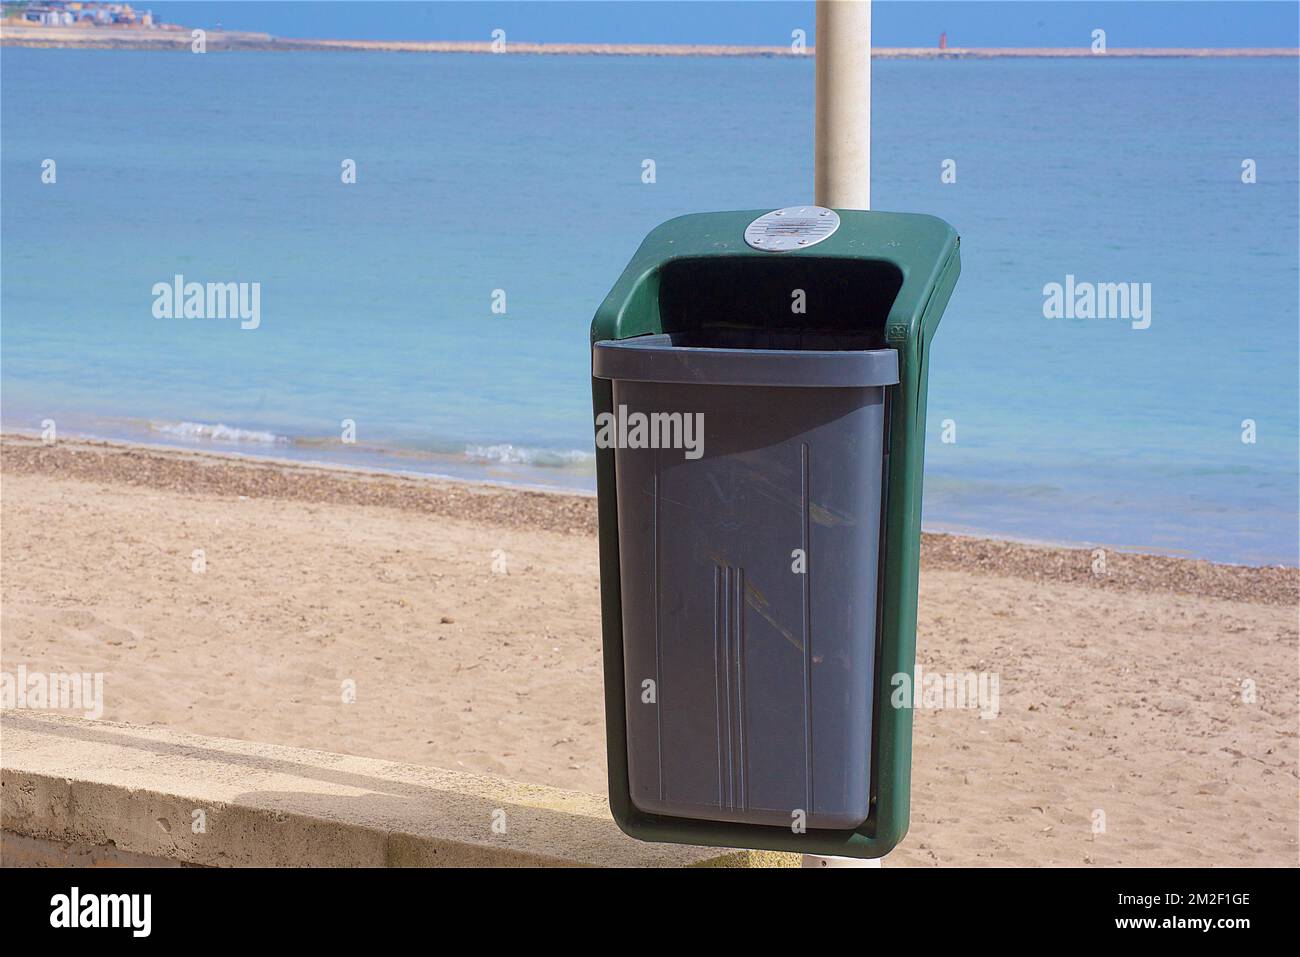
(805, 0, 878, 870)
(814, 0, 872, 210)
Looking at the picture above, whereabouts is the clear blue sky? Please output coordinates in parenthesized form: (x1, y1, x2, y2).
(146, 1, 1299, 48)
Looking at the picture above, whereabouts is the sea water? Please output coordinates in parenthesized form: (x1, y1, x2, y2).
(2, 49, 1296, 563)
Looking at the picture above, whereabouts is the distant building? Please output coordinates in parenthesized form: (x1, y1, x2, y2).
(23, 5, 74, 25)
(18, 1, 156, 27)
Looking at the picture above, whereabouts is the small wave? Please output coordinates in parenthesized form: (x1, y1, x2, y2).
(148, 420, 289, 445)
(464, 443, 592, 469)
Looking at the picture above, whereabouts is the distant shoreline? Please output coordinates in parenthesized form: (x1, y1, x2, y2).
(2, 24, 1296, 58)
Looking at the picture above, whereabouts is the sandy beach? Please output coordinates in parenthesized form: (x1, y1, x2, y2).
(1, 434, 1296, 866)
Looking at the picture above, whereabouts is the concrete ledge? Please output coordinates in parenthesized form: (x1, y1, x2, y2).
(1, 831, 188, 867)
(1, 713, 796, 867)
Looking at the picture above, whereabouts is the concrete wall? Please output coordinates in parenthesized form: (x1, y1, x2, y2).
(1, 713, 796, 867)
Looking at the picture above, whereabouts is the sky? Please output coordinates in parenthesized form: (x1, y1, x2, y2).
(144, 1, 1300, 48)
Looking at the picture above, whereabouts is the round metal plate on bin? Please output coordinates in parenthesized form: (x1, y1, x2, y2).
(744, 206, 840, 252)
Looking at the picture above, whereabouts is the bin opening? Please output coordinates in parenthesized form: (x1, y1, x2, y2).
(658, 256, 904, 351)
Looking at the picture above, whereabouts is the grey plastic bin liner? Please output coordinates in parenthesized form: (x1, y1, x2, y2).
(593, 334, 899, 830)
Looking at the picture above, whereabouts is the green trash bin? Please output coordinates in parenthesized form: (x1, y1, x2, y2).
(590, 207, 960, 858)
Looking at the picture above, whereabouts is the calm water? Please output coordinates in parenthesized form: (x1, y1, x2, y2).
(2, 49, 1297, 564)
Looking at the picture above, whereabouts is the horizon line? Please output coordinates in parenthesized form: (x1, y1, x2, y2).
(2, 24, 1297, 57)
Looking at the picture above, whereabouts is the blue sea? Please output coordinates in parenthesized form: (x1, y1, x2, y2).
(2, 49, 1297, 565)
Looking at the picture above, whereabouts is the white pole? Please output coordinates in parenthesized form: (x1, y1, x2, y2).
(805, 0, 879, 870)
(814, 0, 872, 210)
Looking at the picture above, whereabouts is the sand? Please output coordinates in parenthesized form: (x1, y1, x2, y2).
(1, 435, 1296, 866)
